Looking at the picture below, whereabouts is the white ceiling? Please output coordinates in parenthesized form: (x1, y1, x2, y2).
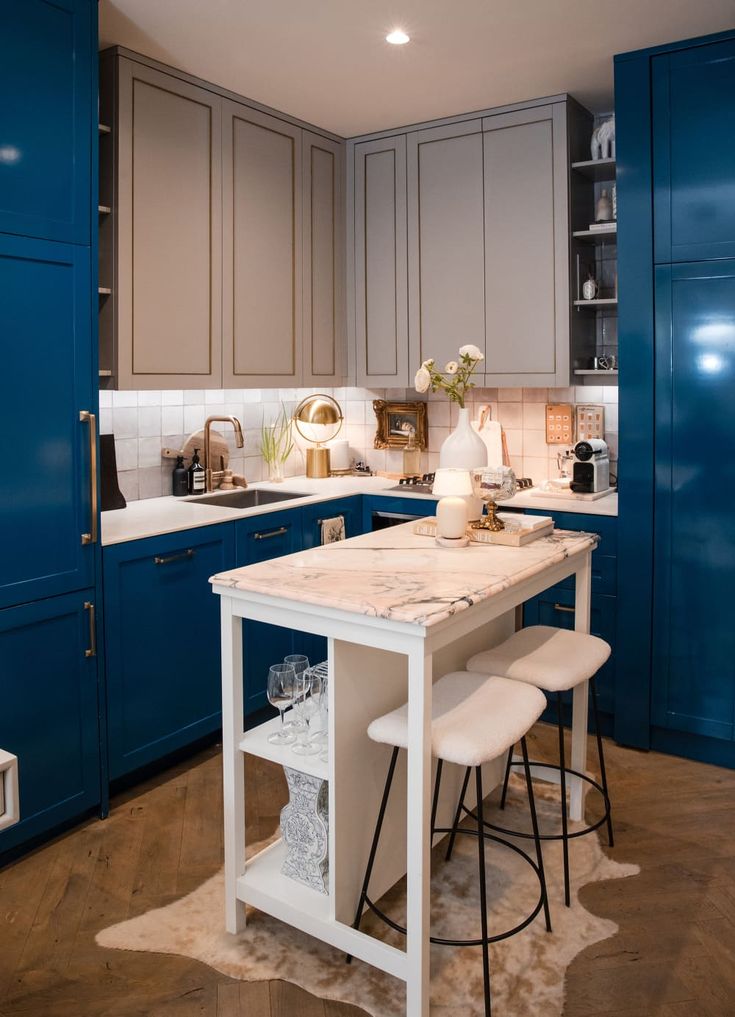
(99, 0, 735, 137)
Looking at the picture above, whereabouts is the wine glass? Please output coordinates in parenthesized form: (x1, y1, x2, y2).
(291, 671, 320, 756)
(308, 668, 328, 744)
(267, 663, 297, 744)
(283, 654, 310, 733)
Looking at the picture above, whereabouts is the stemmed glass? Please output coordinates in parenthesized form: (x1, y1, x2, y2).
(266, 663, 297, 744)
(283, 654, 309, 734)
(291, 670, 320, 756)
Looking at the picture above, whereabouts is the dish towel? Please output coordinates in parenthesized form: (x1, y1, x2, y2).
(321, 515, 345, 545)
(472, 405, 508, 467)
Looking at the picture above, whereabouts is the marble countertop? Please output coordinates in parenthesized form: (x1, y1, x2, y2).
(210, 523, 598, 628)
(101, 476, 617, 546)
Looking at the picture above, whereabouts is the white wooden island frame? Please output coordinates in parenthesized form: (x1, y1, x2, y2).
(213, 527, 596, 1017)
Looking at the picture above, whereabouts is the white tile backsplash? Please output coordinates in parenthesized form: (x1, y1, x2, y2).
(103, 385, 620, 499)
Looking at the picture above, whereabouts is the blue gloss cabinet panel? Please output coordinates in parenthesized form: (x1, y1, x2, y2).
(0, 236, 94, 610)
(653, 40, 735, 265)
(236, 511, 304, 715)
(361, 494, 436, 532)
(0, 591, 100, 854)
(0, 0, 92, 244)
(652, 261, 735, 742)
(103, 525, 235, 779)
(300, 497, 363, 549)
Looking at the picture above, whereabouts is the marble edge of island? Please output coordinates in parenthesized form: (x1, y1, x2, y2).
(209, 523, 599, 628)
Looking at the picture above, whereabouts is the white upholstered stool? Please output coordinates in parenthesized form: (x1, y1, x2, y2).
(466, 625, 614, 907)
(350, 671, 551, 1017)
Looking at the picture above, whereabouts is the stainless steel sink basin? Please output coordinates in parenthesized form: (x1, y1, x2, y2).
(186, 489, 305, 509)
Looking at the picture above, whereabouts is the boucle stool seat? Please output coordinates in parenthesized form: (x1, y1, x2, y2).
(367, 671, 546, 768)
(463, 625, 614, 909)
(466, 625, 611, 692)
(351, 670, 551, 1017)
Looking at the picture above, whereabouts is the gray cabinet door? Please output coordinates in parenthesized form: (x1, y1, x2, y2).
(482, 104, 570, 385)
(407, 120, 485, 376)
(303, 132, 346, 386)
(222, 101, 302, 388)
(353, 136, 409, 386)
(117, 59, 223, 389)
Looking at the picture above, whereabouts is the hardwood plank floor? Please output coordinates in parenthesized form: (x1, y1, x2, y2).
(0, 727, 733, 1017)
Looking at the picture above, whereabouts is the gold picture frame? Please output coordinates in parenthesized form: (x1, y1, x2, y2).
(372, 400, 428, 450)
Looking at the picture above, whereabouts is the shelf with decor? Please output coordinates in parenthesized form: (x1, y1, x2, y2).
(569, 112, 618, 385)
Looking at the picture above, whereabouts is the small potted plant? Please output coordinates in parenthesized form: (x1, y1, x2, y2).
(260, 403, 295, 483)
(414, 345, 488, 468)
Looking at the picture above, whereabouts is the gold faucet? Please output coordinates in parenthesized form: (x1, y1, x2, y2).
(204, 416, 244, 492)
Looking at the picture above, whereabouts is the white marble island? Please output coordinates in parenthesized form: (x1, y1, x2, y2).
(211, 522, 598, 1017)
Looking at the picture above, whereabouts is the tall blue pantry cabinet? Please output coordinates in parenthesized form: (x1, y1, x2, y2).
(615, 29, 735, 766)
(0, 0, 101, 853)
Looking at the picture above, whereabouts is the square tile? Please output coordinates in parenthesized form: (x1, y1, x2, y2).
(523, 403, 546, 429)
(114, 438, 138, 471)
(497, 402, 523, 429)
(162, 405, 184, 435)
(183, 390, 205, 404)
(205, 389, 226, 404)
(498, 387, 523, 402)
(184, 405, 205, 433)
(523, 457, 549, 484)
(138, 466, 163, 500)
(117, 471, 139, 502)
(523, 430, 549, 458)
(112, 390, 137, 408)
(138, 406, 161, 437)
(523, 388, 548, 403)
(112, 406, 138, 439)
(161, 390, 184, 406)
(504, 428, 523, 456)
(138, 436, 163, 468)
(138, 390, 162, 406)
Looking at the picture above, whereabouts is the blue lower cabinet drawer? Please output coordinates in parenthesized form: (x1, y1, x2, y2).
(236, 511, 304, 716)
(523, 589, 617, 716)
(0, 590, 100, 854)
(103, 524, 236, 780)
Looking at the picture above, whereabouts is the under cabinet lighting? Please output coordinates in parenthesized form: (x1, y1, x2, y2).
(386, 28, 410, 45)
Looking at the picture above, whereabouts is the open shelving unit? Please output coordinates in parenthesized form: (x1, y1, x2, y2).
(570, 112, 618, 386)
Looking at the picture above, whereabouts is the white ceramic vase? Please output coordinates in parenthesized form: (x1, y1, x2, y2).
(439, 406, 488, 469)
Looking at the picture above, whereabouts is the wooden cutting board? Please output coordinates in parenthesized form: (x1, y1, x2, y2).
(182, 429, 229, 471)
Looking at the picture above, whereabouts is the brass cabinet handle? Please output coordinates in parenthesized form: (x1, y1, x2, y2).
(79, 410, 98, 545)
(154, 549, 195, 566)
(553, 603, 575, 614)
(84, 601, 97, 658)
(254, 526, 288, 540)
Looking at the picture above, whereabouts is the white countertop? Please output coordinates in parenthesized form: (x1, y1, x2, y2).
(101, 475, 617, 546)
(210, 521, 598, 628)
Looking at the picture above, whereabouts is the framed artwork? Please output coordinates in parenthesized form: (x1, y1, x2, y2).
(372, 400, 428, 450)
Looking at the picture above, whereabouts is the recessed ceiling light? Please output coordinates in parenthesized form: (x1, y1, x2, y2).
(386, 29, 410, 45)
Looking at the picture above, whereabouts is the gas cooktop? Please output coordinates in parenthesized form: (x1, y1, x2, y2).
(388, 474, 436, 494)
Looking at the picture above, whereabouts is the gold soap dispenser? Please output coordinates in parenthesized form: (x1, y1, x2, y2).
(402, 430, 421, 477)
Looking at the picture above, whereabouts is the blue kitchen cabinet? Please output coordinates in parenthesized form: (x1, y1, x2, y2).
(0, 590, 100, 856)
(0, 236, 95, 610)
(0, 0, 93, 244)
(653, 39, 735, 265)
(103, 524, 236, 780)
(236, 510, 305, 715)
(300, 497, 363, 548)
(651, 260, 735, 744)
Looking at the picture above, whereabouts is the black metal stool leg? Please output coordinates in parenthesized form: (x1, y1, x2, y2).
(499, 745, 514, 810)
(475, 766, 492, 1017)
(347, 745, 399, 960)
(520, 736, 552, 933)
(591, 678, 614, 848)
(430, 759, 444, 843)
(445, 765, 471, 862)
(557, 693, 571, 907)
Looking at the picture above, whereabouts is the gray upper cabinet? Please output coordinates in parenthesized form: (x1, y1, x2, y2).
(222, 101, 302, 388)
(353, 136, 409, 387)
(302, 132, 345, 386)
(407, 121, 486, 376)
(116, 58, 223, 389)
(482, 104, 570, 386)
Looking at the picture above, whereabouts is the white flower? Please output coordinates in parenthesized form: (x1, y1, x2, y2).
(445, 360, 458, 375)
(422, 358, 434, 368)
(458, 344, 484, 362)
(414, 365, 431, 393)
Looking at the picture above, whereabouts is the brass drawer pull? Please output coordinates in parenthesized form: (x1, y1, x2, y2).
(79, 410, 98, 545)
(553, 603, 575, 614)
(254, 526, 288, 540)
(154, 549, 195, 566)
(84, 601, 97, 658)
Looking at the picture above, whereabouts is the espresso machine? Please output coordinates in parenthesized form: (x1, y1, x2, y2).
(571, 439, 610, 494)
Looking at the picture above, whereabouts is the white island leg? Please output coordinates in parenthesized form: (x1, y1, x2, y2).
(405, 643, 433, 1017)
(570, 552, 592, 821)
(221, 596, 246, 933)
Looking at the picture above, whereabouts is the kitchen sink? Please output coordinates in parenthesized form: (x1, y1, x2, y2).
(186, 489, 305, 509)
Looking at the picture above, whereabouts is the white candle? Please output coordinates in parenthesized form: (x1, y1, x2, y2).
(436, 496, 468, 540)
(327, 439, 350, 471)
